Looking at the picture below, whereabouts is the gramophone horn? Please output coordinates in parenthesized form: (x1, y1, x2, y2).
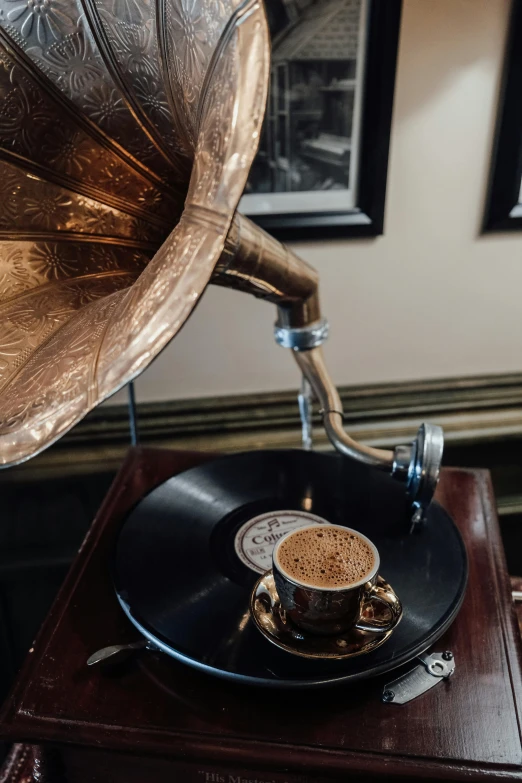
(0, 0, 269, 462)
(0, 0, 442, 521)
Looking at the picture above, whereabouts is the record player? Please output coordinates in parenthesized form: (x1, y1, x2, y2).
(0, 448, 520, 783)
(2, 1, 522, 778)
(0, 0, 468, 695)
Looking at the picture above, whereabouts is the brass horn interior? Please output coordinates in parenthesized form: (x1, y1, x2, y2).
(0, 0, 269, 465)
(0, 0, 442, 519)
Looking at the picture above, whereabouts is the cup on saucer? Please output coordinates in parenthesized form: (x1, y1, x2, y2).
(249, 523, 402, 659)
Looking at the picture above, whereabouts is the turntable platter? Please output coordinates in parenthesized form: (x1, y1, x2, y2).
(113, 450, 467, 688)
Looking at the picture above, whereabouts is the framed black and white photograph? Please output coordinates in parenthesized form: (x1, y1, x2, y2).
(239, 0, 402, 239)
(484, 0, 522, 232)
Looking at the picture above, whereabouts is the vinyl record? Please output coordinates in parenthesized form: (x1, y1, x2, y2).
(113, 450, 467, 688)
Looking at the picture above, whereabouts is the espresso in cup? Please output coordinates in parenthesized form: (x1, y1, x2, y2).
(276, 526, 376, 589)
(272, 524, 401, 636)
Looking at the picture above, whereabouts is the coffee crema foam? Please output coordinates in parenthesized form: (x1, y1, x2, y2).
(276, 526, 375, 588)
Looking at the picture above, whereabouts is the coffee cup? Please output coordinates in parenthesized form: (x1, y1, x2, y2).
(272, 524, 401, 636)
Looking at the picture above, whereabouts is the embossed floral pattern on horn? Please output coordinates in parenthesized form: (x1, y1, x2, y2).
(0, 0, 270, 466)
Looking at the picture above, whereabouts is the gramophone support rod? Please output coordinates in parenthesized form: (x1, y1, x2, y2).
(298, 375, 313, 451)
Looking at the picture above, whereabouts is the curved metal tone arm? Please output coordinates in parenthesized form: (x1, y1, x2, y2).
(294, 346, 444, 525)
(212, 213, 443, 520)
(294, 347, 394, 470)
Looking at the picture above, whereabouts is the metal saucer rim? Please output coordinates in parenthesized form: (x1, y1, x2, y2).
(249, 570, 402, 660)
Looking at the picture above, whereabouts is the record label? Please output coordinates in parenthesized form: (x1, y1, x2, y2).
(234, 509, 331, 574)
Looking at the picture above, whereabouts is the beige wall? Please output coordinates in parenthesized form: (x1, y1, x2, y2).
(126, 0, 521, 405)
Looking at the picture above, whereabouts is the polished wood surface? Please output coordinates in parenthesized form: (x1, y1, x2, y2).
(1, 448, 521, 781)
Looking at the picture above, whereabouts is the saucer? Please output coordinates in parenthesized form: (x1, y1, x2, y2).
(250, 571, 402, 660)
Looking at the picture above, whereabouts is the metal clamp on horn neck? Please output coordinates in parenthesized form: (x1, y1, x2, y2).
(275, 319, 443, 524)
(274, 319, 329, 350)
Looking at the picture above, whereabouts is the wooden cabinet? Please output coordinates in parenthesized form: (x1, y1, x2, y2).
(1, 449, 521, 781)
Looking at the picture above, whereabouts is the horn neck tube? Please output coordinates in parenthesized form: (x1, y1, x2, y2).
(212, 213, 443, 523)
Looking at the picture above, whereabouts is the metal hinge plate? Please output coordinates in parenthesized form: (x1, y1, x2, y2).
(382, 651, 455, 705)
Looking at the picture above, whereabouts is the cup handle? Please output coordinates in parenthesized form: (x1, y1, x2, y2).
(355, 579, 402, 634)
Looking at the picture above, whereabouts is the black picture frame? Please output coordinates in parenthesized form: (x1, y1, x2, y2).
(242, 0, 403, 241)
(484, 0, 522, 232)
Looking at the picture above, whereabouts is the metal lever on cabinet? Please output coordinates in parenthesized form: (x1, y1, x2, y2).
(87, 640, 157, 667)
(382, 651, 455, 705)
